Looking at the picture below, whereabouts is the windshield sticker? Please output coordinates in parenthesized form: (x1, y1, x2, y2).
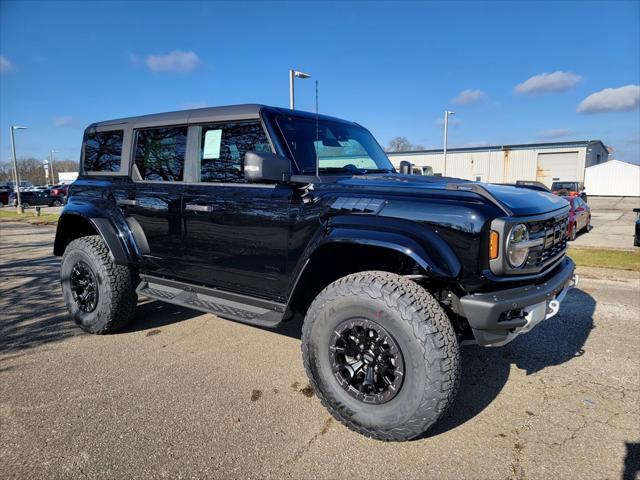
(203, 129, 222, 159)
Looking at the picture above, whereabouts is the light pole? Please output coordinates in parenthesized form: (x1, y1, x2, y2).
(443, 111, 455, 176)
(49, 149, 57, 184)
(10, 125, 27, 211)
(289, 69, 311, 110)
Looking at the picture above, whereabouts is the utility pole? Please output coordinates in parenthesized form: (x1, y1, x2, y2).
(10, 125, 27, 211)
(443, 111, 455, 176)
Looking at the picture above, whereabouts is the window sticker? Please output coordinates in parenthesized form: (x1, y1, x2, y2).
(203, 129, 222, 159)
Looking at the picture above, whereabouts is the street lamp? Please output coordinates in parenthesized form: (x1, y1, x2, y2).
(289, 69, 311, 110)
(10, 125, 27, 211)
(443, 111, 455, 176)
(49, 149, 58, 184)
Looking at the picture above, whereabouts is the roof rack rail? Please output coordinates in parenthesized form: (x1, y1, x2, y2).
(445, 182, 513, 216)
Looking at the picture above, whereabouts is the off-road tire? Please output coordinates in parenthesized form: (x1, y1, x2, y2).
(61, 235, 138, 334)
(301, 271, 460, 441)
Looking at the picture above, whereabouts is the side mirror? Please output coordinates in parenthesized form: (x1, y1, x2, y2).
(244, 151, 291, 183)
(399, 161, 412, 175)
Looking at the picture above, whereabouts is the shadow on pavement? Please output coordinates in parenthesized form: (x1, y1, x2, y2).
(427, 287, 595, 438)
(126, 288, 596, 439)
(0, 241, 80, 353)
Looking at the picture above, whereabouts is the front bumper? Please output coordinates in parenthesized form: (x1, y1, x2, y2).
(460, 257, 577, 347)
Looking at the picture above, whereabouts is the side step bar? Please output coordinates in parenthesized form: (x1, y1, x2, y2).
(136, 275, 286, 328)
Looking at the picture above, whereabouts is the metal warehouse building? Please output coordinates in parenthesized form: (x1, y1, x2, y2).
(584, 160, 640, 197)
(387, 140, 609, 187)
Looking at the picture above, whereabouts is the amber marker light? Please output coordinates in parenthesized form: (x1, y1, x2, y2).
(489, 230, 500, 260)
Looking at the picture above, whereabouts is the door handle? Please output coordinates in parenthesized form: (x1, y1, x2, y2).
(185, 203, 213, 213)
(117, 199, 139, 207)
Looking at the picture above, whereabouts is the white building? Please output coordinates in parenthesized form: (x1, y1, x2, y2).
(584, 160, 640, 197)
(387, 140, 609, 187)
(58, 171, 78, 184)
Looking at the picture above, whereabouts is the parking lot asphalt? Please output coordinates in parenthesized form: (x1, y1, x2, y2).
(1, 221, 639, 480)
(572, 197, 639, 250)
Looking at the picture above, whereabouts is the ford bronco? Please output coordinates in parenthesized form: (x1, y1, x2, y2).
(55, 104, 576, 441)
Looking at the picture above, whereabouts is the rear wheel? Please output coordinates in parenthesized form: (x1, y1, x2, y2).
(302, 271, 460, 441)
(22, 202, 30, 208)
(61, 235, 138, 334)
(51, 199, 62, 207)
(569, 223, 577, 241)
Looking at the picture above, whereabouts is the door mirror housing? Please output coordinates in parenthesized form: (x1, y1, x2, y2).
(244, 151, 291, 183)
(399, 161, 412, 175)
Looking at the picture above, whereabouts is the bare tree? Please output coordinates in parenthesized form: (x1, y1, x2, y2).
(0, 157, 79, 186)
(386, 137, 425, 153)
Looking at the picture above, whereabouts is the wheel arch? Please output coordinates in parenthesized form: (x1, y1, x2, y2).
(286, 228, 461, 318)
(54, 210, 143, 266)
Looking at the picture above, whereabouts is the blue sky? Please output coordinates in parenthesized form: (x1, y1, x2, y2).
(1, 0, 639, 164)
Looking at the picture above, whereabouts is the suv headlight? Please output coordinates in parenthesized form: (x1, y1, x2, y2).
(506, 223, 529, 268)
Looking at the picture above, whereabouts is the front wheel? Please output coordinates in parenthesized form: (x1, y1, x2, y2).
(61, 235, 138, 334)
(301, 271, 460, 441)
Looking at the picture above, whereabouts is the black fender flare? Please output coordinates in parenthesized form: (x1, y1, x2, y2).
(286, 223, 462, 309)
(54, 204, 146, 266)
(317, 227, 461, 279)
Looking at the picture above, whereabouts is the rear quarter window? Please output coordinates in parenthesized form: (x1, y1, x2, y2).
(83, 130, 124, 172)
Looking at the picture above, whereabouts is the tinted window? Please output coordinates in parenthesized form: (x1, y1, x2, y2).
(135, 127, 187, 181)
(198, 121, 270, 183)
(83, 130, 123, 172)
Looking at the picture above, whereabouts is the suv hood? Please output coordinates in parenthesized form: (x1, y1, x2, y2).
(337, 174, 569, 216)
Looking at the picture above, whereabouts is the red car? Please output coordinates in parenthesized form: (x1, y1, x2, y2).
(50, 184, 69, 197)
(563, 196, 591, 241)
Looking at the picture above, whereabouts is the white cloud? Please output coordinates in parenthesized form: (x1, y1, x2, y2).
(53, 116, 74, 127)
(577, 85, 640, 114)
(0, 56, 14, 73)
(452, 89, 487, 105)
(146, 50, 200, 73)
(538, 128, 574, 139)
(515, 71, 582, 94)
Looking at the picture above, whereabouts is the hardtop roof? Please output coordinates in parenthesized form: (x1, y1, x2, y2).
(87, 104, 359, 129)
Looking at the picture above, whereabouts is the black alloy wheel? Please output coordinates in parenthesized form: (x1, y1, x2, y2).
(330, 318, 404, 404)
(70, 261, 99, 312)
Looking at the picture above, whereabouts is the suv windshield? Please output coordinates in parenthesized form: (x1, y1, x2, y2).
(276, 115, 394, 174)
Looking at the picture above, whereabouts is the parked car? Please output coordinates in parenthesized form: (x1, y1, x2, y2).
(551, 181, 587, 202)
(634, 208, 640, 247)
(53, 104, 575, 441)
(563, 195, 591, 241)
(50, 184, 69, 198)
(9, 189, 65, 208)
(0, 187, 10, 205)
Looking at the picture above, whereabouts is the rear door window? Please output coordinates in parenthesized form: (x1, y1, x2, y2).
(83, 130, 124, 172)
(134, 127, 188, 181)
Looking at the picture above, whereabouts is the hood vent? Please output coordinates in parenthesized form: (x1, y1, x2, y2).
(330, 197, 385, 214)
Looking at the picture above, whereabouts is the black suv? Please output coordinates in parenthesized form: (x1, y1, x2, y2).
(54, 105, 576, 441)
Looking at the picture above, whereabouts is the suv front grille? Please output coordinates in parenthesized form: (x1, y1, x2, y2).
(524, 214, 569, 269)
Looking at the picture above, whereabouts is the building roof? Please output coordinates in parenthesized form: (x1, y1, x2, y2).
(585, 159, 640, 170)
(387, 140, 608, 155)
